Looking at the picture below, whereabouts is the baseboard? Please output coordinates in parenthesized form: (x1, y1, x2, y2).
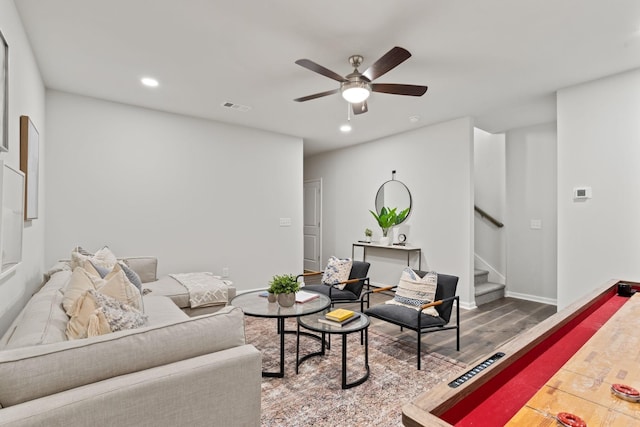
(505, 290, 557, 306)
(459, 300, 477, 310)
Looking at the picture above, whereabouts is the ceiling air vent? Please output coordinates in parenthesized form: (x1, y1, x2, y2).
(221, 102, 251, 112)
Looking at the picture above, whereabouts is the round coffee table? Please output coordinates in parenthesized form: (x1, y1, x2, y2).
(296, 310, 370, 389)
(231, 290, 330, 378)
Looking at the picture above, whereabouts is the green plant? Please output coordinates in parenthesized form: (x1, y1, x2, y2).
(369, 206, 410, 237)
(268, 274, 300, 294)
(364, 228, 372, 237)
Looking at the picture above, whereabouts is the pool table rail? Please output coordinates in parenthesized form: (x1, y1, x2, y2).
(402, 279, 637, 427)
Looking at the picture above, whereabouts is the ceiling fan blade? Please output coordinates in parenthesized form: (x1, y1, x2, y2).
(294, 88, 340, 102)
(352, 101, 368, 115)
(362, 47, 412, 81)
(371, 83, 428, 96)
(295, 59, 347, 83)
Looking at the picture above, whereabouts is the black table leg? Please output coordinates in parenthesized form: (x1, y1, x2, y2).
(262, 317, 286, 378)
(342, 327, 370, 389)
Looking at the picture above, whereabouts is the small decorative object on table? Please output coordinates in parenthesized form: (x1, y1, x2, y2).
(268, 274, 300, 307)
(364, 228, 372, 243)
(318, 310, 361, 327)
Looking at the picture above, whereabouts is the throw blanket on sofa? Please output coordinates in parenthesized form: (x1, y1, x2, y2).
(169, 272, 230, 308)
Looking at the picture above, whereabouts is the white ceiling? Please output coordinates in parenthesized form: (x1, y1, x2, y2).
(14, 0, 640, 156)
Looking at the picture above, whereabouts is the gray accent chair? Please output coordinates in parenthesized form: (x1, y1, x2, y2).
(298, 260, 371, 307)
(361, 271, 459, 370)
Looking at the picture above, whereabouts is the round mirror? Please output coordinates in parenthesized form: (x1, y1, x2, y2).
(374, 180, 412, 225)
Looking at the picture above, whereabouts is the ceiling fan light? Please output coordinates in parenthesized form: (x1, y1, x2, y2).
(341, 82, 370, 103)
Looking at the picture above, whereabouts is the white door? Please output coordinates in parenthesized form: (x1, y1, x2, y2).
(303, 179, 322, 272)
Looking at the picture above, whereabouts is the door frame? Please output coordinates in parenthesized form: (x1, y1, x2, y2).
(303, 178, 322, 272)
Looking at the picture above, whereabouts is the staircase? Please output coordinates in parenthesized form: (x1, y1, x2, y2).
(474, 269, 505, 306)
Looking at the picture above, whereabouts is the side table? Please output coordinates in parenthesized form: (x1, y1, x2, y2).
(231, 290, 330, 378)
(296, 310, 370, 389)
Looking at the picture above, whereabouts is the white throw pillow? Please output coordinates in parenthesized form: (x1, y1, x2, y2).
(321, 256, 353, 290)
(386, 268, 439, 316)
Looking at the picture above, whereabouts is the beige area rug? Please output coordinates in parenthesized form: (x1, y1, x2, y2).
(244, 317, 467, 427)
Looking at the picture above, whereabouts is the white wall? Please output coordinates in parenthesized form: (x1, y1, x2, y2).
(506, 122, 557, 304)
(45, 91, 303, 291)
(474, 128, 506, 282)
(305, 117, 475, 308)
(557, 68, 640, 310)
(0, 0, 46, 335)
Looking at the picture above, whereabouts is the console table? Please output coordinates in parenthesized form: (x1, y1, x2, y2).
(352, 242, 421, 270)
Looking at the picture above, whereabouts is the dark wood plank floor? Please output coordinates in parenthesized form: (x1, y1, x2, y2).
(341, 293, 557, 365)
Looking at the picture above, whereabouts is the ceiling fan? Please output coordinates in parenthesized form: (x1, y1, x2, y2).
(294, 46, 428, 115)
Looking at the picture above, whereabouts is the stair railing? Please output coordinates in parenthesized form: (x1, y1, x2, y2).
(474, 205, 504, 228)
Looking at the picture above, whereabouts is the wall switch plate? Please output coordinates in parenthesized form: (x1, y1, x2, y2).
(530, 219, 542, 230)
(573, 187, 592, 200)
(279, 218, 292, 227)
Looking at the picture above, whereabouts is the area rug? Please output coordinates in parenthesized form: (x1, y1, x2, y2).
(244, 317, 467, 427)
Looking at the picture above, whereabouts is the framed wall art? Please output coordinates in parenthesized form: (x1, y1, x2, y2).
(20, 116, 39, 220)
(0, 29, 8, 152)
(0, 161, 24, 278)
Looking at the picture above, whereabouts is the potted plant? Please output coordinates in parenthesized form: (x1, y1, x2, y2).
(268, 274, 300, 307)
(364, 228, 372, 243)
(369, 206, 410, 245)
(266, 283, 277, 303)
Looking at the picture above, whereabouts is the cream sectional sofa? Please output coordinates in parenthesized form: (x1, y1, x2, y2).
(0, 258, 261, 427)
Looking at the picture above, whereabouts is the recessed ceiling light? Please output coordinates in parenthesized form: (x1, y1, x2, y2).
(409, 115, 420, 123)
(340, 124, 352, 133)
(141, 77, 159, 87)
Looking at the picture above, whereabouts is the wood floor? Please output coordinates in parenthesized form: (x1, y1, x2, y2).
(341, 292, 557, 365)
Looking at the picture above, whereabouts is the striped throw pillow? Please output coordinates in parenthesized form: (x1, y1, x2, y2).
(386, 268, 439, 316)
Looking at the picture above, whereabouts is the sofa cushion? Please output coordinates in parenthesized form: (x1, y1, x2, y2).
(0, 305, 246, 407)
(1, 271, 71, 349)
(143, 276, 191, 309)
(143, 295, 189, 324)
(122, 257, 158, 283)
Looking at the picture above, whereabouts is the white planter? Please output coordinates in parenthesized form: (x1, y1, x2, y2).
(379, 236, 391, 246)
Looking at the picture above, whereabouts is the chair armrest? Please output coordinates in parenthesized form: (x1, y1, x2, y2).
(373, 285, 396, 293)
(335, 278, 361, 286)
(420, 295, 458, 310)
(296, 271, 322, 282)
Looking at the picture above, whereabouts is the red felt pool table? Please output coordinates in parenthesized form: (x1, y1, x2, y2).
(402, 279, 640, 426)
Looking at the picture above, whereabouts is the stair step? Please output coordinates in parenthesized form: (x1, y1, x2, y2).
(474, 282, 505, 306)
(474, 269, 489, 285)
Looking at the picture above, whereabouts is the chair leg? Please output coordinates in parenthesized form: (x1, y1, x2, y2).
(416, 330, 421, 370)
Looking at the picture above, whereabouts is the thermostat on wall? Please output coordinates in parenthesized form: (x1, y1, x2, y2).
(573, 187, 592, 200)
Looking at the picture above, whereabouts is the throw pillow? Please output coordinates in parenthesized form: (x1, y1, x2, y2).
(70, 246, 118, 270)
(66, 289, 148, 340)
(91, 246, 118, 268)
(321, 256, 353, 290)
(66, 290, 111, 340)
(62, 267, 98, 315)
(70, 247, 92, 270)
(99, 264, 143, 311)
(89, 290, 148, 333)
(83, 260, 110, 278)
(386, 268, 439, 316)
(118, 261, 143, 292)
